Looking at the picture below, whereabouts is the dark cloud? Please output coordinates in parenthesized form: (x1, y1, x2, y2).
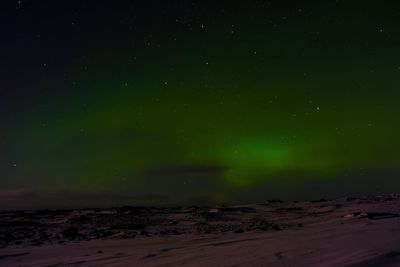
(145, 164, 228, 177)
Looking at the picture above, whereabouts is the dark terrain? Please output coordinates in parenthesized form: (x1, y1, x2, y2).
(1, 195, 400, 266)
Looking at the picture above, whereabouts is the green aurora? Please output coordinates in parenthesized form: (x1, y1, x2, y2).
(1, 1, 400, 207)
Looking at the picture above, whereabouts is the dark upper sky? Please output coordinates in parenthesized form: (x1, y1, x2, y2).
(1, 0, 400, 209)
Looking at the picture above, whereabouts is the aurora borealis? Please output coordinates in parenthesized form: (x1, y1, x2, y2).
(2, 1, 400, 208)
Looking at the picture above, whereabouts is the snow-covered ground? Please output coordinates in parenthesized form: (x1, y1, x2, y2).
(2, 195, 400, 266)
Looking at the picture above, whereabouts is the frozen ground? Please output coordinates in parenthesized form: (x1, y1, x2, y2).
(2, 195, 400, 266)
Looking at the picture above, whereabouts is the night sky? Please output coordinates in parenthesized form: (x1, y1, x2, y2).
(2, 1, 400, 208)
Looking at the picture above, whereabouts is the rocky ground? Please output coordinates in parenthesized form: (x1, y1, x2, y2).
(2, 195, 400, 266)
